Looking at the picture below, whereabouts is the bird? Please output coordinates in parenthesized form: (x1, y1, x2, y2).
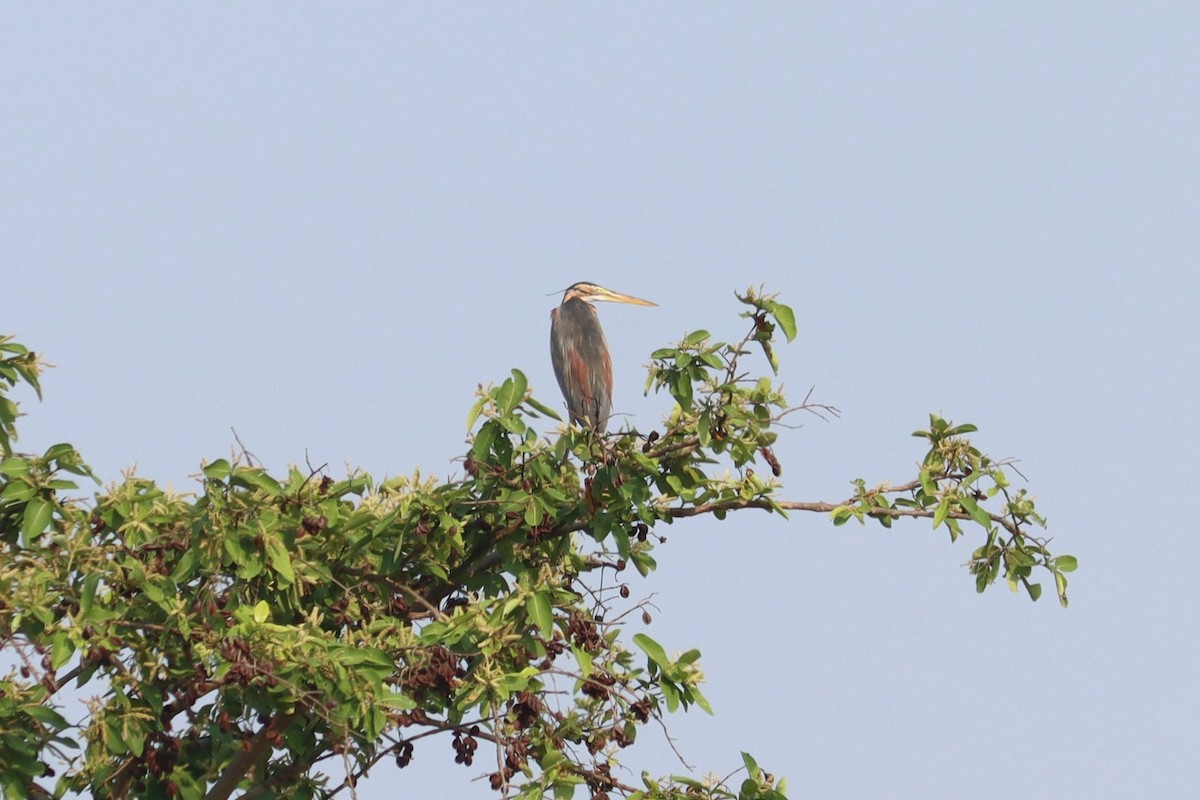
(550, 281, 657, 432)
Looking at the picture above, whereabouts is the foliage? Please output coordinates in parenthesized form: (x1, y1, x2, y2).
(0, 291, 1070, 799)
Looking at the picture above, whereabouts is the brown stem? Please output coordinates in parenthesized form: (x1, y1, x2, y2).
(237, 743, 324, 800)
(667, 495, 1022, 536)
(203, 712, 296, 800)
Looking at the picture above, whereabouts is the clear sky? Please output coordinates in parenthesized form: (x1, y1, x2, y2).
(3, 4, 1197, 798)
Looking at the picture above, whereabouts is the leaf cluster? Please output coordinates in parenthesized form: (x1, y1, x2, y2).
(829, 414, 1071, 605)
(0, 289, 1067, 800)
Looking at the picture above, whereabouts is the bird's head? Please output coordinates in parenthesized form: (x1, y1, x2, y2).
(561, 282, 657, 307)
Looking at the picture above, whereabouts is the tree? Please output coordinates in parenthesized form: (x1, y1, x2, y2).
(0, 289, 1073, 800)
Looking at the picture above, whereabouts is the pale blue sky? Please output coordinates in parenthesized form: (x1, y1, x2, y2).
(3, 5, 1197, 798)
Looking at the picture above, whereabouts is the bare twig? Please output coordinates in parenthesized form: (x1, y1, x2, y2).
(230, 428, 260, 467)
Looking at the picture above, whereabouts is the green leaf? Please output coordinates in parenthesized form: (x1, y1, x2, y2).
(338, 647, 393, 668)
(232, 468, 281, 495)
(671, 370, 694, 410)
(1026, 582, 1043, 602)
(957, 495, 992, 528)
(465, 395, 487, 432)
(932, 498, 950, 529)
(265, 538, 296, 585)
(170, 547, 198, 582)
(494, 379, 513, 415)
(527, 592, 554, 639)
(767, 302, 797, 342)
(760, 339, 779, 374)
(79, 573, 101, 619)
(253, 600, 270, 624)
(202, 459, 232, 480)
(697, 410, 711, 447)
(1054, 554, 1078, 573)
(683, 329, 710, 347)
(472, 420, 498, 462)
(524, 395, 562, 421)
(51, 631, 76, 669)
(21, 496, 53, 545)
(0, 456, 29, 477)
(741, 751, 760, 779)
(142, 582, 165, 604)
(123, 724, 145, 758)
(42, 442, 75, 461)
(378, 693, 418, 711)
(524, 498, 543, 527)
(1, 480, 36, 501)
(829, 505, 854, 526)
(572, 645, 593, 678)
(631, 549, 656, 577)
(1055, 571, 1069, 607)
(945, 517, 962, 542)
(25, 704, 69, 732)
(661, 680, 680, 712)
(506, 369, 528, 414)
(632, 633, 669, 670)
(918, 468, 936, 497)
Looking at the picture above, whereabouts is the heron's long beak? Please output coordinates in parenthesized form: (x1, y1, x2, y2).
(591, 287, 657, 307)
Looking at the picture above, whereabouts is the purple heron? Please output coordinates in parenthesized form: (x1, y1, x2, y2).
(550, 282, 657, 431)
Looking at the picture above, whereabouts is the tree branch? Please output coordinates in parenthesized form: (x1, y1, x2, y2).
(203, 712, 296, 800)
(667, 494, 1025, 536)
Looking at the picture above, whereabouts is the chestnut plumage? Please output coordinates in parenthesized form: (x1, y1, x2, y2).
(550, 282, 656, 431)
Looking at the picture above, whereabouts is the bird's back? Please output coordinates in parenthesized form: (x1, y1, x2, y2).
(550, 299, 614, 430)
